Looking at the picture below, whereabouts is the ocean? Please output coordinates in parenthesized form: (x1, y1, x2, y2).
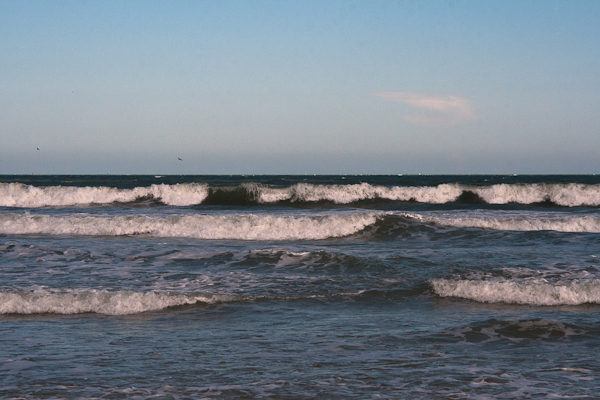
(1, 174, 599, 399)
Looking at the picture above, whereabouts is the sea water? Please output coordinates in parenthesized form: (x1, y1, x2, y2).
(1, 175, 599, 398)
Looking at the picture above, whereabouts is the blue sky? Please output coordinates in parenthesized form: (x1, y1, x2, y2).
(1, 0, 599, 174)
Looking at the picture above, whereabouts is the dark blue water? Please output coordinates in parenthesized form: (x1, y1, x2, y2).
(1, 175, 600, 398)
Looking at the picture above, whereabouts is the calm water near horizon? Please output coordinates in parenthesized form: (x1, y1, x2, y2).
(1, 175, 600, 398)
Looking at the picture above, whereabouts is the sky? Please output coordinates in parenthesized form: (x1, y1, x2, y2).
(1, 0, 599, 174)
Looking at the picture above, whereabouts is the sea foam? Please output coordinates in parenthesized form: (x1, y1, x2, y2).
(2, 182, 600, 207)
(0, 289, 368, 315)
(418, 214, 600, 233)
(0, 182, 209, 207)
(0, 212, 379, 240)
(430, 278, 600, 306)
(255, 182, 462, 204)
(0, 289, 222, 315)
(250, 182, 600, 206)
(472, 183, 600, 207)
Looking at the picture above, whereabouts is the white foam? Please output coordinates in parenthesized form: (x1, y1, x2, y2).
(421, 214, 600, 233)
(0, 212, 379, 240)
(472, 183, 600, 207)
(2, 181, 600, 207)
(0, 289, 368, 315)
(0, 183, 209, 207)
(258, 182, 600, 206)
(431, 278, 600, 306)
(256, 182, 462, 204)
(0, 289, 223, 315)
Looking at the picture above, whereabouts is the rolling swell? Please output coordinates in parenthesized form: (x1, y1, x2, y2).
(2, 181, 600, 208)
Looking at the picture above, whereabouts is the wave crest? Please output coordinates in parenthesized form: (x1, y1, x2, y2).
(0, 289, 369, 315)
(430, 278, 600, 306)
(0, 212, 379, 240)
(2, 181, 600, 207)
(419, 214, 600, 233)
(0, 289, 222, 315)
(0, 183, 209, 207)
(228, 182, 600, 206)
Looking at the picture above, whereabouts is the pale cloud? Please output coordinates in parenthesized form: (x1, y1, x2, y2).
(375, 92, 476, 126)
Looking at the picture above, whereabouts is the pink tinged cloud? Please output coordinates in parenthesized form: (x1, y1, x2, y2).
(375, 92, 476, 126)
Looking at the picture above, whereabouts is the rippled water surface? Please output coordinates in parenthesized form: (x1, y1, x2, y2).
(1, 175, 600, 398)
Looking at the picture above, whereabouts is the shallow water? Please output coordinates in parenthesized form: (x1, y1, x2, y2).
(1, 175, 599, 398)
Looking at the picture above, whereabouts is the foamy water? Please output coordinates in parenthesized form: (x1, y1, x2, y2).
(253, 182, 600, 206)
(431, 278, 600, 306)
(2, 175, 600, 399)
(0, 212, 380, 240)
(0, 182, 209, 207)
(0, 289, 223, 315)
(416, 213, 600, 233)
(2, 181, 600, 207)
(0, 288, 368, 315)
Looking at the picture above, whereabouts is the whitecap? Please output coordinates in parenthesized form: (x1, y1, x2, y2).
(0, 289, 224, 315)
(421, 214, 600, 233)
(430, 278, 600, 306)
(0, 212, 380, 240)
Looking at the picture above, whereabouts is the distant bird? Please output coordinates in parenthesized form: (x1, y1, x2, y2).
(36, 147, 39, 150)
(178, 157, 182, 161)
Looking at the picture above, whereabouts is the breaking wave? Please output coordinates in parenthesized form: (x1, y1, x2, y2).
(2, 182, 600, 207)
(0, 212, 379, 240)
(252, 182, 600, 206)
(0, 289, 368, 315)
(416, 214, 600, 233)
(430, 278, 600, 306)
(0, 289, 227, 315)
(0, 182, 210, 207)
(2, 211, 599, 239)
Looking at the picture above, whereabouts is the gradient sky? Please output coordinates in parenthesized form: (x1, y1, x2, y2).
(1, 0, 599, 174)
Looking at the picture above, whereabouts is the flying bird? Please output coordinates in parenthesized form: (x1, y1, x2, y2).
(178, 158, 182, 161)
(37, 147, 39, 150)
